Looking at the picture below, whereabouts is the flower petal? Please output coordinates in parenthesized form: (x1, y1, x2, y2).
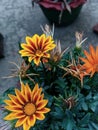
(28, 56, 35, 62)
(38, 34, 45, 49)
(4, 100, 15, 106)
(27, 115, 36, 126)
(25, 83, 32, 101)
(35, 112, 45, 120)
(4, 112, 23, 120)
(15, 89, 26, 104)
(15, 116, 28, 127)
(36, 107, 50, 113)
(4, 105, 22, 112)
(33, 88, 42, 104)
(21, 82, 25, 95)
(26, 36, 38, 50)
(8, 94, 22, 106)
(89, 45, 96, 60)
(96, 46, 98, 62)
(36, 100, 48, 110)
(84, 50, 93, 64)
(33, 57, 41, 66)
(23, 120, 30, 130)
(21, 44, 33, 53)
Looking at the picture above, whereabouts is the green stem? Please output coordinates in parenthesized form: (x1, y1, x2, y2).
(41, 59, 46, 79)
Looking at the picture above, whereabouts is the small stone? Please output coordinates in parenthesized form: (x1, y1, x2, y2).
(93, 24, 98, 34)
(0, 33, 4, 58)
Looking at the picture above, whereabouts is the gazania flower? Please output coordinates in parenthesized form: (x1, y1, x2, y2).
(4, 83, 50, 130)
(80, 45, 98, 77)
(50, 40, 68, 62)
(2, 60, 38, 83)
(63, 96, 77, 109)
(60, 58, 89, 86)
(19, 34, 56, 66)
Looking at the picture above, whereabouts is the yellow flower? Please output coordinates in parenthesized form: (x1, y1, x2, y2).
(80, 45, 98, 77)
(4, 83, 50, 130)
(19, 34, 56, 66)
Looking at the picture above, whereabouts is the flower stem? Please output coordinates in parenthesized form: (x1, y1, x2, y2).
(41, 59, 46, 77)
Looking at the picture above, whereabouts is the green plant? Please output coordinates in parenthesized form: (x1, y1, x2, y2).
(0, 24, 98, 130)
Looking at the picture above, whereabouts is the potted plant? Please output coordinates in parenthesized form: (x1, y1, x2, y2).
(0, 24, 98, 130)
(32, 0, 87, 26)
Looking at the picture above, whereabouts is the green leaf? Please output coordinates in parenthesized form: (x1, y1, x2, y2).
(62, 118, 67, 129)
(79, 113, 90, 126)
(3, 87, 15, 97)
(90, 122, 98, 130)
(78, 128, 89, 130)
(0, 96, 4, 105)
(51, 107, 64, 119)
(54, 78, 66, 89)
(62, 117, 74, 130)
(93, 94, 98, 100)
(86, 92, 92, 100)
(83, 85, 90, 90)
(95, 105, 98, 114)
(82, 101, 88, 111)
(66, 119, 74, 130)
(89, 101, 98, 112)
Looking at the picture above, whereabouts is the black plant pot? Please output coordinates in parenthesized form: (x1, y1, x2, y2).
(40, 4, 83, 27)
(0, 33, 4, 58)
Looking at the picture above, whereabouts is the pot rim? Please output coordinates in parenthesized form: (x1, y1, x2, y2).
(37, 0, 87, 11)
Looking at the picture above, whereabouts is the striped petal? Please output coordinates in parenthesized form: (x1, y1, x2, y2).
(15, 89, 26, 104)
(33, 57, 41, 66)
(25, 83, 32, 101)
(4, 100, 15, 106)
(34, 112, 45, 120)
(26, 36, 38, 50)
(4, 112, 24, 120)
(15, 116, 28, 127)
(23, 120, 30, 130)
(33, 88, 42, 104)
(32, 84, 39, 97)
(27, 115, 36, 126)
(43, 53, 50, 58)
(4, 105, 22, 112)
(36, 100, 48, 110)
(28, 56, 35, 62)
(21, 44, 33, 53)
(8, 94, 22, 106)
(36, 107, 50, 113)
(38, 34, 45, 49)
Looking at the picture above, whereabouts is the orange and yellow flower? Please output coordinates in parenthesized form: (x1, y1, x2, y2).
(4, 83, 50, 130)
(19, 34, 56, 66)
(80, 45, 98, 77)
